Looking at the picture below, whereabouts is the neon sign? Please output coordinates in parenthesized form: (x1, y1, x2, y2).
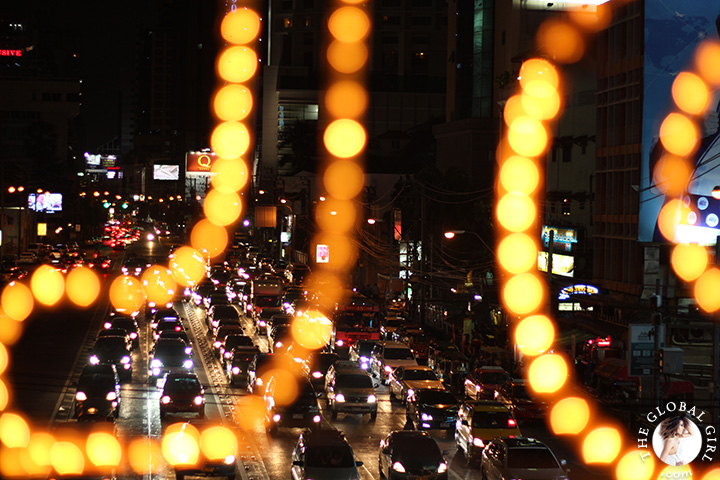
(0, 49, 22, 57)
(558, 284, 599, 301)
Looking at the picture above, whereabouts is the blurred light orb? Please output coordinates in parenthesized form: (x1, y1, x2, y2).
(582, 427, 622, 464)
(503, 95, 527, 127)
(507, 116, 548, 157)
(169, 247, 207, 287)
(695, 267, 720, 313)
(203, 190, 242, 226)
(550, 397, 590, 435)
(499, 156, 539, 195)
(327, 40, 368, 73)
(66, 266, 100, 307)
(191, 219, 229, 259)
(326, 81, 368, 119)
(141, 266, 178, 305)
(695, 40, 720, 87)
(0, 315, 23, 345)
(657, 199, 690, 242)
(313, 234, 357, 270)
(521, 87, 561, 120)
(496, 192, 536, 232)
(0, 448, 28, 478)
(0, 379, 8, 411)
(701, 469, 720, 480)
(0, 413, 30, 448)
(324, 119, 366, 158)
(292, 310, 333, 349)
(31, 265, 65, 306)
(220, 8, 261, 45)
(1, 282, 33, 321)
(263, 369, 298, 406)
(87, 432, 121, 467)
(328, 7, 370, 43)
(671, 243, 708, 282)
(236, 395, 267, 431)
(217, 46, 257, 83)
(515, 315, 554, 356)
(109, 276, 145, 313)
(211, 157, 249, 193)
(652, 154, 691, 196)
(615, 449, 655, 480)
(316, 199, 356, 234)
(503, 273, 543, 315)
(324, 160, 364, 200)
(528, 354, 567, 393)
(211, 122, 250, 159)
(162, 423, 200, 466)
(659, 113, 698, 157)
(0, 343, 7, 375)
(568, 3, 612, 32)
(537, 19, 585, 64)
(200, 427, 238, 461)
(672, 72, 709, 115)
(128, 438, 163, 475)
(28, 433, 55, 469)
(214, 85, 253, 122)
(519, 58, 559, 90)
(50, 442, 85, 476)
(498, 233, 537, 274)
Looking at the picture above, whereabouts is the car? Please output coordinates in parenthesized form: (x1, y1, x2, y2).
(151, 307, 179, 328)
(255, 307, 284, 334)
(73, 364, 121, 422)
(96, 327, 134, 349)
(464, 366, 511, 400)
(89, 335, 133, 382)
(380, 317, 405, 339)
(208, 304, 240, 333)
(219, 334, 255, 361)
(149, 338, 194, 385)
(213, 325, 244, 356)
(325, 366, 378, 421)
(454, 401, 521, 465)
(406, 387, 460, 430)
(247, 352, 276, 394)
(378, 430, 449, 480)
(104, 315, 140, 348)
(494, 378, 548, 422)
(303, 352, 340, 392)
(268, 324, 293, 354)
(172, 419, 237, 480)
(17, 252, 38, 265)
(348, 339, 377, 370)
(370, 341, 418, 384)
(159, 372, 205, 419)
(226, 346, 261, 386)
(153, 317, 185, 341)
(265, 376, 321, 434)
(388, 365, 444, 404)
(291, 428, 363, 480)
(480, 437, 569, 480)
(156, 329, 193, 355)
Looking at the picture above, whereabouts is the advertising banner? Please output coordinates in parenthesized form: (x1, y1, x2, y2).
(186, 151, 218, 174)
(640, 3, 720, 244)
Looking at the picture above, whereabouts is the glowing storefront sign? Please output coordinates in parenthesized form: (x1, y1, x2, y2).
(186, 151, 218, 173)
(0, 49, 23, 57)
(541, 225, 578, 252)
(558, 284, 599, 300)
(317, 244, 329, 263)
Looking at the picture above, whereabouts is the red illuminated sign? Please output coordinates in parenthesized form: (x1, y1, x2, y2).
(186, 151, 217, 173)
(0, 50, 23, 57)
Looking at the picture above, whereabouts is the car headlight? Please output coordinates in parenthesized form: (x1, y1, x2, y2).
(151, 359, 162, 368)
(275, 341, 283, 348)
(421, 412, 433, 421)
(106, 391, 117, 401)
(161, 395, 171, 404)
(367, 395, 377, 403)
(89, 355, 100, 365)
(407, 388, 414, 397)
(232, 367, 240, 374)
(359, 356, 368, 363)
(121, 356, 131, 364)
(384, 365, 392, 373)
(214, 341, 222, 348)
(472, 437, 485, 448)
(104, 322, 112, 329)
(223, 455, 235, 465)
(130, 332, 138, 339)
(438, 462, 448, 473)
(272, 414, 281, 422)
(360, 362, 369, 370)
(183, 359, 194, 369)
(186, 347, 193, 355)
(336, 339, 344, 347)
(258, 320, 266, 327)
(224, 351, 232, 359)
(75, 391, 87, 401)
(392, 462, 406, 473)
(313, 415, 321, 423)
(335, 393, 346, 403)
(312, 371, 322, 379)
(256, 377, 263, 386)
(193, 396, 204, 405)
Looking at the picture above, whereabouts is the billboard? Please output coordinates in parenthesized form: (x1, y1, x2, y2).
(28, 193, 62, 213)
(640, 3, 720, 244)
(84, 153, 117, 172)
(537, 251, 574, 277)
(154, 164, 180, 180)
(186, 151, 218, 174)
(541, 225, 578, 252)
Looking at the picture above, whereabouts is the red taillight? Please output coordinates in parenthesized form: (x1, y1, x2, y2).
(508, 418, 517, 427)
(175, 326, 181, 331)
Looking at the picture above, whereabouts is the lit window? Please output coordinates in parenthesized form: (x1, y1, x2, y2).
(284, 18, 293, 28)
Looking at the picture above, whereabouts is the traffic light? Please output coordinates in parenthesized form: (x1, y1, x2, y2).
(650, 294, 661, 308)
(102, 201, 111, 209)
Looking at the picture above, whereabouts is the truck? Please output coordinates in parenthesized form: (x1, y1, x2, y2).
(250, 278, 284, 322)
(332, 292, 381, 356)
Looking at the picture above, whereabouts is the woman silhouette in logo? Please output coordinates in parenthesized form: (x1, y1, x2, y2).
(658, 415, 695, 466)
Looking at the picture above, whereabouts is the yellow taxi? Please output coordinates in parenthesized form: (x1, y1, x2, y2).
(454, 400, 522, 465)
